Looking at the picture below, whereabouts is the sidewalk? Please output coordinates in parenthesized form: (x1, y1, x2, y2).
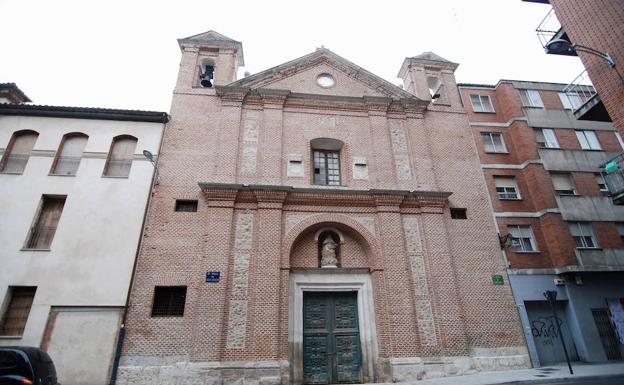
(382, 362, 624, 385)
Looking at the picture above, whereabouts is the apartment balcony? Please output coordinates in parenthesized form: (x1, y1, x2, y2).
(555, 195, 624, 221)
(539, 148, 617, 173)
(535, 8, 575, 56)
(575, 248, 624, 271)
(564, 70, 611, 122)
(602, 152, 624, 205)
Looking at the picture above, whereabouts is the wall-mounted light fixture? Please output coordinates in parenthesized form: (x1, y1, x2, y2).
(142, 149, 160, 185)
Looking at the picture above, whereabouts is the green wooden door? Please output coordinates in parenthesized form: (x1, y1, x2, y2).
(303, 292, 362, 384)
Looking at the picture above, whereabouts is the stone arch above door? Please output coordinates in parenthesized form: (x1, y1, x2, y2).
(282, 213, 381, 269)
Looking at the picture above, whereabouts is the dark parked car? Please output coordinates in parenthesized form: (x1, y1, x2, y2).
(0, 347, 59, 385)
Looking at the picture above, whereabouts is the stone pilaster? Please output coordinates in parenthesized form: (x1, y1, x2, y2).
(372, 192, 421, 357)
(403, 102, 438, 192)
(418, 201, 469, 356)
(365, 97, 395, 188)
(190, 187, 238, 361)
(215, 87, 248, 183)
(259, 89, 289, 185)
(248, 188, 288, 359)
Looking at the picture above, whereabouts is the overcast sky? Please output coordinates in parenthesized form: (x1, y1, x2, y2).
(0, 0, 586, 112)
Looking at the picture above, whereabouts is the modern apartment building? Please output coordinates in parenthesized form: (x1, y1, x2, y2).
(526, 0, 624, 205)
(0, 88, 168, 385)
(459, 79, 624, 367)
(116, 31, 529, 385)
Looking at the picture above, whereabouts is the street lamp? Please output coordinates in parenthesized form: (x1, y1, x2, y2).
(142, 149, 160, 185)
(545, 39, 615, 67)
(543, 290, 573, 374)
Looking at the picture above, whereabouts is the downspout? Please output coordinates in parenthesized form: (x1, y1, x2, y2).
(109, 114, 169, 385)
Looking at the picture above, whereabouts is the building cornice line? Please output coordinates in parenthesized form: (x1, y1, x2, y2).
(481, 159, 543, 170)
(494, 208, 561, 218)
(469, 116, 527, 128)
(198, 183, 451, 208)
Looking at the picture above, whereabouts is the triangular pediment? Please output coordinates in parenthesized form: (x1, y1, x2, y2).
(228, 48, 419, 100)
(178, 30, 244, 65)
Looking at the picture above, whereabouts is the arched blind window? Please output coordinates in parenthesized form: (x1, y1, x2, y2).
(51, 134, 88, 176)
(0, 131, 38, 174)
(104, 136, 137, 177)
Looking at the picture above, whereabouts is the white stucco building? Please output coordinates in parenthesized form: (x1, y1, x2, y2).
(0, 94, 168, 385)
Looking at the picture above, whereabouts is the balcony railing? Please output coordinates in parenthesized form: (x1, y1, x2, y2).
(563, 70, 596, 106)
(536, 8, 561, 48)
(603, 152, 624, 205)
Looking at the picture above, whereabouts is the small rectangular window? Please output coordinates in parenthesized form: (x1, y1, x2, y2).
(151, 286, 187, 317)
(25, 196, 66, 249)
(519, 89, 544, 108)
(494, 176, 521, 200)
(551, 173, 576, 196)
(617, 223, 624, 242)
(175, 200, 198, 212)
(576, 130, 602, 150)
(615, 132, 624, 150)
(558, 92, 584, 109)
(450, 208, 467, 219)
(481, 132, 507, 153)
(595, 173, 608, 193)
(569, 222, 598, 249)
(0, 287, 37, 336)
(534, 128, 560, 149)
(470, 94, 494, 113)
(313, 150, 340, 186)
(508, 225, 537, 252)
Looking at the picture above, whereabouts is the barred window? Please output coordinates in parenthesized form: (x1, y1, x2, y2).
(51, 133, 88, 176)
(0, 130, 38, 174)
(0, 287, 37, 336)
(151, 286, 187, 317)
(175, 200, 198, 212)
(104, 135, 137, 177)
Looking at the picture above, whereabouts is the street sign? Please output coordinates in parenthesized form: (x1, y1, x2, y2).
(206, 271, 220, 283)
(492, 275, 504, 285)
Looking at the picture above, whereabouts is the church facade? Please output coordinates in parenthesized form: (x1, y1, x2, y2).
(118, 31, 528, 384)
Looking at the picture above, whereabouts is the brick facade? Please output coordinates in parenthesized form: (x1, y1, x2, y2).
(548, 0, 624, 136)
(118, 32, 527, 384)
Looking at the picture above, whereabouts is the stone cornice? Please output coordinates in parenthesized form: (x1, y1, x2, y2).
(215, 86, 249, 106)
(215, 85, 427, 115)
(257, 88, 290, 108)
(197, 183, 451, 209)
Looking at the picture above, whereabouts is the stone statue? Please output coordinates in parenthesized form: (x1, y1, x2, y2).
(320, 236, 338, 268)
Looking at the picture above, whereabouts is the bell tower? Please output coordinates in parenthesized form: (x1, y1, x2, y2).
(176, 30, 244, 90)
(398, 52, 459, 107)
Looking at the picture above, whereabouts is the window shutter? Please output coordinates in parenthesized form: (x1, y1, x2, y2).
(494, 176, 516, 188)
(53, 135, 87, 175)
(552, 173, 575, 193)
(106, 137, 137, 177)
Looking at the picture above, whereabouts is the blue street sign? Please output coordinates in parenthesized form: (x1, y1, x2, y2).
(206, 271, 220, 283)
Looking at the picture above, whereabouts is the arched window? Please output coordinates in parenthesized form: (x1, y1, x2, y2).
(104, 135, 137, 177)
(311, 138, 344, 186)
(0, 130, 39, 174)
(50, 133, 88, 176)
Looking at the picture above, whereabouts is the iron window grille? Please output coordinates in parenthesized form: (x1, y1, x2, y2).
(151, 286, 187, 317)
(175, 200, 198, 212)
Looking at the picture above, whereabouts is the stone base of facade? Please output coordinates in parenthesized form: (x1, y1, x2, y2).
(117, 358, 288, 385)
(118, 347, 529, 385)
(387, 347, 531, 382)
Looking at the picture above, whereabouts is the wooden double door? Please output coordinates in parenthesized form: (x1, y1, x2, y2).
(303, 291, 362, 384)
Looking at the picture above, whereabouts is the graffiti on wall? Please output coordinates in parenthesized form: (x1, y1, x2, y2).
(531, 315, 563, 346)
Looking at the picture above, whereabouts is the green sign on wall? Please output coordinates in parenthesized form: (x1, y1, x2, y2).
(492, 275, 504, 285)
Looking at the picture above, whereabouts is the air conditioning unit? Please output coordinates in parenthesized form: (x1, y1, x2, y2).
(554, 278, 566, 286)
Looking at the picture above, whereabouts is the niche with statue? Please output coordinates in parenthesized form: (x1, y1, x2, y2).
(317, 230, 342, 268)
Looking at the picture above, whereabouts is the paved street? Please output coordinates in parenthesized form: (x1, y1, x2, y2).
(384, 362, 624, 385)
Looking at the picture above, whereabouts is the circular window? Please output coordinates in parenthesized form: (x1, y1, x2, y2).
(316, 73, 335, 88)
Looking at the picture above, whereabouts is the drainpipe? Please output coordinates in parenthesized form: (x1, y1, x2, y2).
(109, 115, 169, 385)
